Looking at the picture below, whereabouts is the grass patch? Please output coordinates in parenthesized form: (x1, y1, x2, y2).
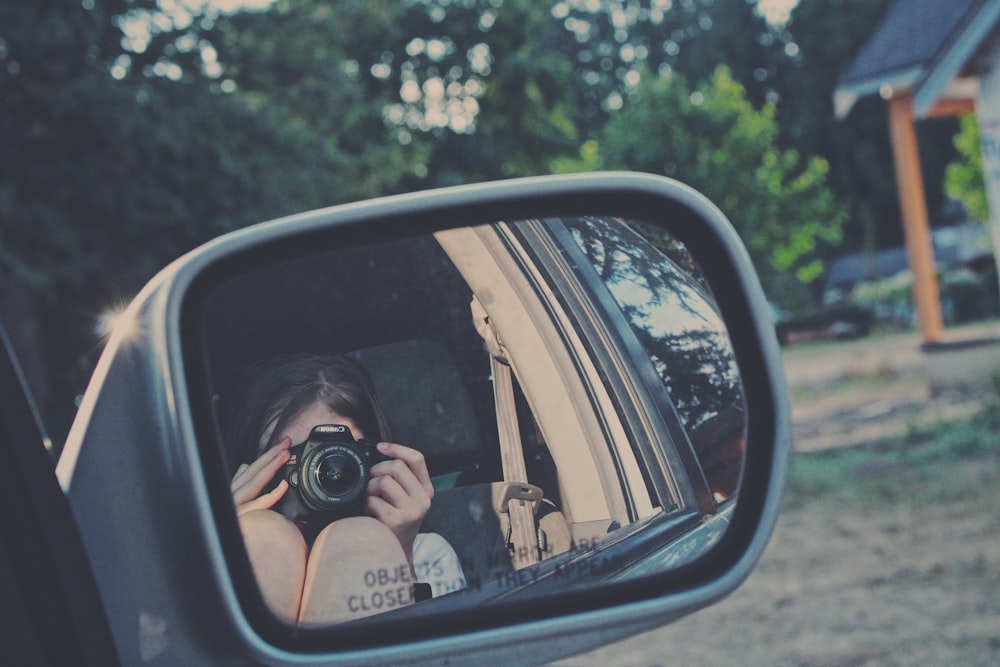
(784, 400, 1000, 511)
(789, 370, 922, 404)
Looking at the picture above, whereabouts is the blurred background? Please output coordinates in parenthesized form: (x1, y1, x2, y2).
(3, 1, 998, 662)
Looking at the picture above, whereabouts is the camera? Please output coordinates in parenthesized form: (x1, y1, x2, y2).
(269, 424, 390, 529)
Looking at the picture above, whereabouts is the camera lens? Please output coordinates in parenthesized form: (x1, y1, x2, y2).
(313, 449, 362, 498)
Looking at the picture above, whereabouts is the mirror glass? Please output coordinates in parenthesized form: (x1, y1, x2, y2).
(198, 215, 745, 627)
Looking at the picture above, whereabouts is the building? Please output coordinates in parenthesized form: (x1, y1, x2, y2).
(834, 0, 1000, 343)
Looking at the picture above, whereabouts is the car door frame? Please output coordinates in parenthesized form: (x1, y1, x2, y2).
(0, 324, 121, 666)
(506, 217, 719, 516)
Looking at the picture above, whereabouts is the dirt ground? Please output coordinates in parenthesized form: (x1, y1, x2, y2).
(554, 323, 1000, 666)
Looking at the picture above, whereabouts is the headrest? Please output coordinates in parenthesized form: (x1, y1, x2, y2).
(349, 339, 483, 477)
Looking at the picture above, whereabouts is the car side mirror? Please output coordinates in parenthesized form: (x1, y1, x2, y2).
(55, 173, 789, 665)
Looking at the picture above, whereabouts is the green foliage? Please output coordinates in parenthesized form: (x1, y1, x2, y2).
(945, 114, 989, 221)
(0, 0, 393, 439)
(850, 271, 915, 316)
(776, 0, 898, 254)
(1, 0, 969, 441)
(212, 0, 430, 201)
(545, 0, 945, 258)
(592, 66, 846, 293)
(779, 0, 962, 253)
(400, 0, 583, 187)
(550, 140, 602, 175)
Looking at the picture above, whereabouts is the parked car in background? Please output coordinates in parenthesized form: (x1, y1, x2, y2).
(773, 302, 875, 345)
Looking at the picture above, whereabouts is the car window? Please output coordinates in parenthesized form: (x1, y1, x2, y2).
(558, 216, 746, 504)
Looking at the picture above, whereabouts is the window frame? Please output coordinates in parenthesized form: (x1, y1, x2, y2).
(510, 217, 719, 517)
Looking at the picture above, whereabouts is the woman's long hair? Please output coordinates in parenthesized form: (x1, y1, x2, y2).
(221, 353, 393, 470)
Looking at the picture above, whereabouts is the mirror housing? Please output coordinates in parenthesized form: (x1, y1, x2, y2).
(55, 173, 789, 665)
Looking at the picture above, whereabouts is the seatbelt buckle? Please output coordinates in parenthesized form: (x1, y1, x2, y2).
(492, 481, 543, 515)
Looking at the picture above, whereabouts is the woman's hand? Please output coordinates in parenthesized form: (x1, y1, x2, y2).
(365, 442, 434, 568)
(231, 437, 292, 516)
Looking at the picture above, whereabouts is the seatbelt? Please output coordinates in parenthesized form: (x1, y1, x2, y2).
(471, 296, 541, 569)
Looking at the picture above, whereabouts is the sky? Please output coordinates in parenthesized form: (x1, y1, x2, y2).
(756, 0, 800, 26)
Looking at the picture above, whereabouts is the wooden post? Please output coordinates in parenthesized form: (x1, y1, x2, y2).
(887, 94, 943, 344)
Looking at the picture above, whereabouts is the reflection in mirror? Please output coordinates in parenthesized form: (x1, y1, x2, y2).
(559, 217, 745, 503)
(198, 216, 745, 627)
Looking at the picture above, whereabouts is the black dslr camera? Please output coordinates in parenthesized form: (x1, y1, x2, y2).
(270, 424, 390, 531)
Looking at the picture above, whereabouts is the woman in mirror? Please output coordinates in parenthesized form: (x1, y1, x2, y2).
(222, 353, 466, 624)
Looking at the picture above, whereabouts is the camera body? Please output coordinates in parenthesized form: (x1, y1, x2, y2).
(270, 424, 390, 529)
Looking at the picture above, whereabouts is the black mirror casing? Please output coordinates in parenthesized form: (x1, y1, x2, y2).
(54, 173, 790, 665)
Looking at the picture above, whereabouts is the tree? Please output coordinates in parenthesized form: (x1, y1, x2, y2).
(210, 0, 430, 201)
(777, 0, 960, 253)
(0, 0, 383, 443)
(385, 0, 584, 187)
(944, 114, 988, 221)
(582, 66, 845, 307)
(305, 0, 794, 187)
(538, 0, 796, 133)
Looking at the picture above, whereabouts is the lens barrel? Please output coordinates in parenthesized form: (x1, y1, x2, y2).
(300, 442, 367, 510)
(313, 448, 363, 497)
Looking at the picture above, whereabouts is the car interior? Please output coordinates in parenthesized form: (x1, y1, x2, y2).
(197, 227, 578, 594)
(192, 215, 746, 613)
